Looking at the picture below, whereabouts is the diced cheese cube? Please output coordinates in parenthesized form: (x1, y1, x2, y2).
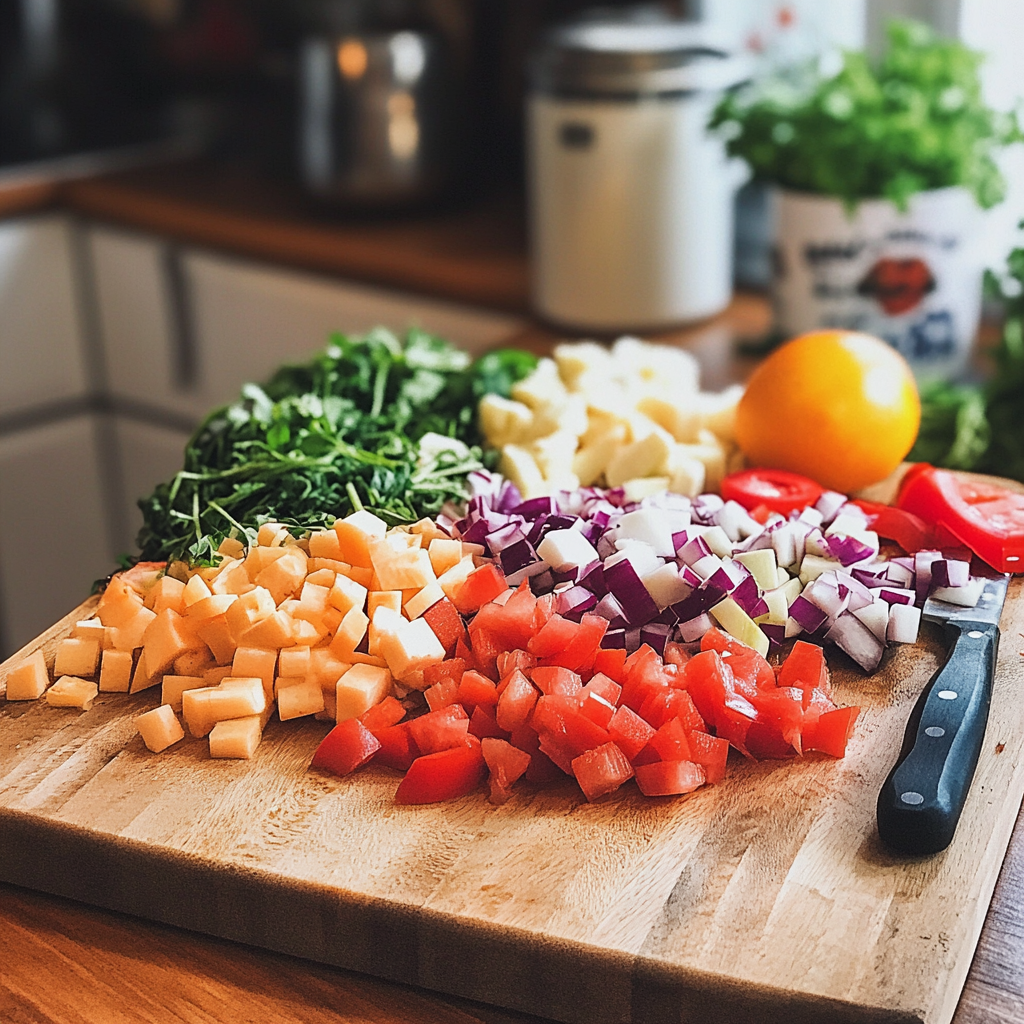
(404, 581, 445, 620)
(308, 528, 344, 560)
(510, 357, 568, 410)
(45, 675, 98, 710)
(217, 536, 246, 559)
(135, 704, 185, 753)
(161, 673, 207, 711)
(5, 650, 49, 700)
(368, 590, 402, 617)
(54, 638, 101, 678)
(256, 548, 308, 605)
(277, 677, 325, 721)
(209, 716, 262, 759)
(478, 393, 535, 447)
(605, 430, 673, 488)
(336, 664, 393, 722)
(369, 542, 436, 591)
(328, 573, 368, 617)
(499, 444, 546, 498)
(238, 610, 294, 650)
(428, 538, 463, 577)
(146, 576, 186, 614)
(331, 605, 370, 657)
(72, 618, 108, 645)
(99, 649, 135, 693)
(182, 678, 265, 737)
(182, 573, 213, 607)
(96, 577, 145, 628)
(334, 510, 388, 569)
(378, 617, 445, 689)
(436, 555, 478, 603)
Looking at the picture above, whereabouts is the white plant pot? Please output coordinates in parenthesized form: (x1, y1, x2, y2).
(773, 187, 985, 380)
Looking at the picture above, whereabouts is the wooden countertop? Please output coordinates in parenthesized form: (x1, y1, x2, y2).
(1, 158, 1022, 1024)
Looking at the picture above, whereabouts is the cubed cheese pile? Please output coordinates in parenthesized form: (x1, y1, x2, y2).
(479, 337, 743, 500)
(3, 513, 488, 759)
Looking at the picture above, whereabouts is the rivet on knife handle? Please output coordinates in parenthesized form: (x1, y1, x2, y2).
(877, 620, 999, 855)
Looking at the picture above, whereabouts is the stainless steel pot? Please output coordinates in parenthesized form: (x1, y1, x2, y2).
(298, 28, 459, 207)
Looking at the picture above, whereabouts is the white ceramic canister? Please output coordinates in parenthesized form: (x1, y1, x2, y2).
(774, 186, 986, 380)
(527, 22, 751, 332)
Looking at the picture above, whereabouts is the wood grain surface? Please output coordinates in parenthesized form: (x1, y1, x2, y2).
(3, 582, 1024, 1024)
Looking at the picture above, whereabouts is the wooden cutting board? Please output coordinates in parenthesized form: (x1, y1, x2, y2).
(2, 579, 1024, 1024)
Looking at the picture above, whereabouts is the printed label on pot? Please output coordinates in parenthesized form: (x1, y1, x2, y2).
(773, 188, 984, 380)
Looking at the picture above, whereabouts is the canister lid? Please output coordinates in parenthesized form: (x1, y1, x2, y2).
(530, 21, 751, 98)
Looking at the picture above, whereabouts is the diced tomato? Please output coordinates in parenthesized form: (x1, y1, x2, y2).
(468, 702, 509, 740)
(510, 724, 565, 782)
(531, 665, 582, 698)
(489, 581, 541, 650)
(702, 628, 775, 690)
(395, 739, 486, 804)
(853, 501, 934, 555)
(721, 468, 823, 516)
(580, 672, 622, 708)
(638, 687, 701, 730)
(591, 647, 627, 683)
(496, 649, 537, 678)
(685, 650, 755, 754)
(422, 658, 467, 690)
(467, 622, 503, 679)
(311, 718, 381, 776)
(634, 760, 705, 797)
(577, 691, 616, 729)
(422, 598, 467, 656)
(496, 669, 539, 732)
(649, 717, 692, 762)
(357, 695, 406, 732)
(481, 737, 531, 804)
(548, 613, 607, 673)
(453, 564, 508, 615)
(803, 706, 860, 758)
(533, 694, 611, 757)
(778, 640, 831, 702)
(745, 687, 803, 759)
(407, 704, 470, 755)
(455, 635, 477, 673)
(747, 503, 774, 526)
(372, 722, 418, 771)
(425, 678, 460, 711)
(662, 642, 691, 670)
(528, 615, 579, 659)
(571, 742, 634, 802)
(607, 705, 657, 761)
(456, 669, 498, 712)
(532, 592, 557, 632)
(687, 731, 730, 784)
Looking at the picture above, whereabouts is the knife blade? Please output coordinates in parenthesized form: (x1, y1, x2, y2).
(877, 573, 1009, 856)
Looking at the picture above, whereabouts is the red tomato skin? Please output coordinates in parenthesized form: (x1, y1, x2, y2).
(803, 706, 860, 757)
(608, 705, 657, 761)
(649, 718, 693, 762)
(457, 670, 499, 712)
(722, 468, 824, 516)
(395, 740, 486, 804)
(425, 678, 460, 712)
(531, 665, 583, 698)
(371, 722, 418, 771)
(496, 669, 539, 732)
(358, 695, 406, 732)
(422, 598, 467, 656)
(422, 658, 467, 690)
(634, 760, 705, 797)
(580, 672, 622, 708)
(468, 703, 510, 741)
(407, 704, 470, 755)
(777, 640, 830, 702)
(852, 502, 934, 555)
(571, 742, 634, 802)
(577, 692, 616, 730)
(592, 647, 628, 683)
(453, 564, 508, 615)
(687, 731, 730, 784)
(897, 464, 1024, 572)
(311, 719, 381, 776)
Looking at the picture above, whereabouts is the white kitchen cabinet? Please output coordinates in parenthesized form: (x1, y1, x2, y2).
(0, 215, 89, 419)
(185, 251, 525, 415)
(112, 418, 192, 557)
(0, 417, 114, 658)
(87, 226, 188, 417)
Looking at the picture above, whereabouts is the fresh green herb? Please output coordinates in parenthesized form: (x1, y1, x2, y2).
(909, 243, 1024, 480)
(710, 20, 1021, 210)
(136, 328, 537, 565)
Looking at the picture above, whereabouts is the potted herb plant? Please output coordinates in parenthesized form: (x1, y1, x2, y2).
(711, 20, 1021, 380)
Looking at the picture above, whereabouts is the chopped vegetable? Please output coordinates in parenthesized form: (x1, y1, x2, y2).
(137, 329, 537, 565)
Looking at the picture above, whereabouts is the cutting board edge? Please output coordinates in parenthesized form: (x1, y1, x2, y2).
(0, 807, 927, 1024)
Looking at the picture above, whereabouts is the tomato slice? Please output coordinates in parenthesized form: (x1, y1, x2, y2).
(721, 468, 824, 516)
(852, 501, 934, 555)
(897, 464, 1024, 573)
(395, 740, 486, 804)
(311, 718, 380, 776)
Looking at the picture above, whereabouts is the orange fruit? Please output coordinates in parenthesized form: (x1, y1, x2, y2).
(734, 330, 920, 493)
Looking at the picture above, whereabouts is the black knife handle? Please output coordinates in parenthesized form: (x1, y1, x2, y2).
(877, 620, 999, 856)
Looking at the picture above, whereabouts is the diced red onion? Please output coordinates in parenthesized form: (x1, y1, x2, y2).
(826, 533, 876, 566)
(556, 586, 598, 617)
(825, 612, 885, 672)
(788, 594, 828, 633)
(931, 558, 970, 589)
(677, 613, 713, 643)
(600, 628, 627, 650)
(604, 558, 660, 625)
(878, 587, 915, 606)
(814, 491, 848, 524)
(639, 622, 671, 655)
(887, 603, 922, 644)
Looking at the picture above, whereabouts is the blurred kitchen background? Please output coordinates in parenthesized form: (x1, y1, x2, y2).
(1, 0, 1023, 656)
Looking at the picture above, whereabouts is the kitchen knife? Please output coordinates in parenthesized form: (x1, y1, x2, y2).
(877, 574, 1009, 856)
